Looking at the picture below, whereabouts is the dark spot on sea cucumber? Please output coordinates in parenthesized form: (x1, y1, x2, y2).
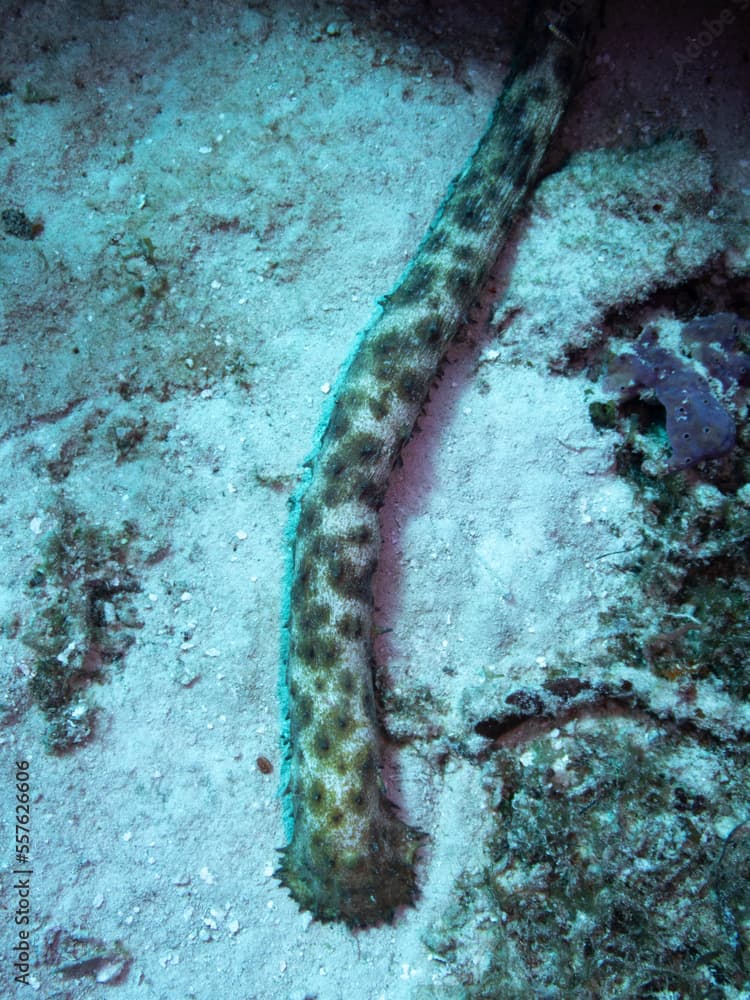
(359, 479, 388, 510)
(352, 745, 376, 779)
(321, 470, 380, 508)
(294, 633, 341, 670)
(364, 336, 395, 374)
(326, 408, 350, 441)
(327, 433, 383, 476)
(334, 712, 353, 735)
(452, 243, 477, 262)
(396, 367, 430, 403)
(451, 194, 484, 230)
(314, 730, 332, 754)
(321, 475, 351, 507)
(416, 317, 444, 347)
(487, 149, 512, 177)
(338, 612, 365, 641)
(300, 601, 331, 630)
(444, 266, 475, 299)
(324, 454, 347, 478)
(529, 78, 550, 102)
(346, 788, 367, 813)
(317, 706, 355, 740)
(307, 533, 336, 559)
(317, 635, 342, 669)
(291, 553, 315, 606)
(371, 327, 403, 358)
(330, 809, 345, 827)
(389, 260, 437, 306)
(297, 504, 322, 533)
(372, 355, 399, 382)
(256, 755, 273, 774)
(339, 668, 356, 694)
(367, 393, 390, 421)
(294, 637, 318, 666)
(308, 779, 328, 813)
(344, 523, 374, 546)
(296, 693, 314, 726)
(334, 754, 353, 777)
(327, 555, 376, 600)
(310, 831, 328, 855)
(353, 432, 382, 461)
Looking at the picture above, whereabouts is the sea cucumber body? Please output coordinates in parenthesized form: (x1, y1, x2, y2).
(277, 4, 597, 927)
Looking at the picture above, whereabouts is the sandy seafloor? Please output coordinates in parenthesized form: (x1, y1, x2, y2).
(1, 1, 750, 998)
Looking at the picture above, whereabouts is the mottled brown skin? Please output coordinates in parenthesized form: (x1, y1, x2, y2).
(277, 2, 598, 928)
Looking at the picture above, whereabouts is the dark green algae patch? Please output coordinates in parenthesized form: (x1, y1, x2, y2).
(20, 506, 141, 752)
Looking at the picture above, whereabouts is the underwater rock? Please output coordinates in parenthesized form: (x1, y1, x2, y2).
(491, 135, 729, 371)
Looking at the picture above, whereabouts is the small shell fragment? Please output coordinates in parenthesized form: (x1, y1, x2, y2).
(256, 755, 273, 774)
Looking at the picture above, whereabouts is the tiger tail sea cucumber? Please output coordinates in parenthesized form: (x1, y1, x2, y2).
(277, 0, 598, 928)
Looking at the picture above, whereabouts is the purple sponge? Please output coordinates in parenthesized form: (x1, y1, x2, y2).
(604, 320, 744, 471)
(680, 312, 750, 392)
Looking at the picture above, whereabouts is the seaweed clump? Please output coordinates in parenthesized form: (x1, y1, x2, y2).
(596, 477, 750, 699)
(1, 206, 42, 240)
(420, 720, 749, 998)
(590, 312, 750, 699)
(23, 506, 141, 751)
